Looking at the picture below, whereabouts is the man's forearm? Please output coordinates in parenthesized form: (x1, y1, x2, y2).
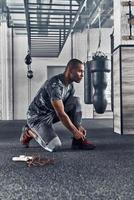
(58, 112, 78, 134)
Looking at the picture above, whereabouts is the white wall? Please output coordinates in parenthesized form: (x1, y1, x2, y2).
(13, 35, 28, 119)
(0, 21, 13, 120)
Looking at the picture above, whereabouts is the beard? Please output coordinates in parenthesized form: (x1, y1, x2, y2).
(74, 77, 82, 83)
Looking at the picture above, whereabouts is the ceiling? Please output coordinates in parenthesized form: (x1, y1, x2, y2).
(0, 0, 113, 57)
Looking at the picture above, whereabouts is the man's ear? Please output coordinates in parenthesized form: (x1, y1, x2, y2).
(69, 66, 74, 73)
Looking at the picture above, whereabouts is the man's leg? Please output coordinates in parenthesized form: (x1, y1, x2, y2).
(64, 96, 96, 150)
(64, 96, 82, 128)
(20, 119, 62, 152)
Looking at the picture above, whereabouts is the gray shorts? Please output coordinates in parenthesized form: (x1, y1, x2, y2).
(27, 96, 82, 149)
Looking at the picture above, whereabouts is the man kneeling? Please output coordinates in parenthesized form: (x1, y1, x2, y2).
(20, 59, 96, 152)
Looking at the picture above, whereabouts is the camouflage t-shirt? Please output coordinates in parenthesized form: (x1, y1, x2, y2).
(27, 73, 75, 125)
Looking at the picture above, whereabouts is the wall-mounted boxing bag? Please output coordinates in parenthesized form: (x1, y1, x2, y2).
(84, 61, 93, 104)
(90, 52, 110, 114)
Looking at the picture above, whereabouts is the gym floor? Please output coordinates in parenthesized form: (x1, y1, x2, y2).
(0, 119, 134, 200)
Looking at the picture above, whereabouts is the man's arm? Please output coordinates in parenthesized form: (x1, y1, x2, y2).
(51, 100, 85, 140)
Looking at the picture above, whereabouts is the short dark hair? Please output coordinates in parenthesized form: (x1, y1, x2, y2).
(67, 58, 83, 69)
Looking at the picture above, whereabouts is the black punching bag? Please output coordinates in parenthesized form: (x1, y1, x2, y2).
(84, 61, 93, 104)
(91, 52, 110, 114)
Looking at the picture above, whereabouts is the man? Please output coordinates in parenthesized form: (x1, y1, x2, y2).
(20, 59, 96, 152)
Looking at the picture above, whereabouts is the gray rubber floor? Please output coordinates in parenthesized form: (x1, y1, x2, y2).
(0, 119, 134, 200)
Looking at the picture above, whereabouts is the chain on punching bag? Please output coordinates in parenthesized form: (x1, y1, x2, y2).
(96, 7, 101, 52)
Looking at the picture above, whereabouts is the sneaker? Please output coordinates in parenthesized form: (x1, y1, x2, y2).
(71, 137, 96, 150)
(20, 125, 33, 148)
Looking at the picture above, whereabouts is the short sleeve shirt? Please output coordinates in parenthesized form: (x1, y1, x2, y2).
(27, 73, 75, 124)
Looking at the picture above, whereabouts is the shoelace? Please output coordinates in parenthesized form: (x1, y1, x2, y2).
(26, 156, 55, 167)
(23, 131, 31, 138)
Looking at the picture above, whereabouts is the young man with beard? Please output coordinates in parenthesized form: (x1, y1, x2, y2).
(20, 59, 96, 152)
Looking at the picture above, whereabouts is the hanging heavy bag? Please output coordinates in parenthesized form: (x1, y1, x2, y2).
(91, 51, 110, 114)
